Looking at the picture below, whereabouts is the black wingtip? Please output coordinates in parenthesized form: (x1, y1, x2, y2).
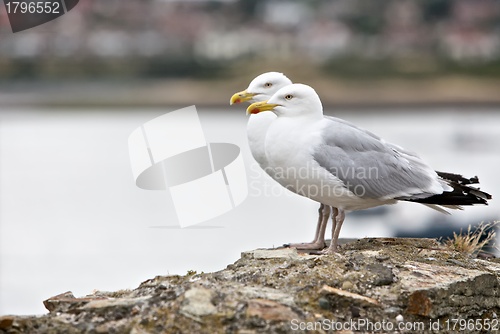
(407, 171, 492, 206)
(436, 171, 480, 185)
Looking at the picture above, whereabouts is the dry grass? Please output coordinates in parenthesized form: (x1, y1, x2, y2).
(444, 221, 499, 255)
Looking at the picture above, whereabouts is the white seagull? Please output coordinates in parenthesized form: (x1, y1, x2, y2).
(247, 83, 492, 254)
(230, 73, 332, 250)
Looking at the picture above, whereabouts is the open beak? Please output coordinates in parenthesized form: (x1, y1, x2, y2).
(230, 90, 257, 105)
(246, 100, 280, 115)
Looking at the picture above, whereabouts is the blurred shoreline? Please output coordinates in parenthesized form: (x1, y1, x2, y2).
(2, 77, 500, 109)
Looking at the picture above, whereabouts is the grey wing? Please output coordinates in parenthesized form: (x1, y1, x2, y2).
(326, 116, 422, 158)
(313, 118, 442, 200)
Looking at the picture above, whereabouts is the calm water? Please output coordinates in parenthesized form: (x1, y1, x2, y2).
(1, 107, 499, 315)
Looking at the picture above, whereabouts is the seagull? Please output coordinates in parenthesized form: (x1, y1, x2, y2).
(230, 72, 292, 168)
(247, 83, 492, 254)
(230, 73, 331, 250)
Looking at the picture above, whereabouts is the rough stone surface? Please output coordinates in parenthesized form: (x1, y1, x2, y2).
(0, 316, 15, 330)
(1, 238, 499, 334)
(319, 285, 380, 307)
(180, 287, 217, 317)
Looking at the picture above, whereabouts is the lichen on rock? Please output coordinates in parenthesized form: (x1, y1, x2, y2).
(1, 238, 499, 333)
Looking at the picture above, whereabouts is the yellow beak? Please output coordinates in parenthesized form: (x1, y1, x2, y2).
(246, 100, 280, 115)
(230, 90, 257, 105)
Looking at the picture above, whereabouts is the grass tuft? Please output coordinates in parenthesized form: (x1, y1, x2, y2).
(444, 221, 498, 255)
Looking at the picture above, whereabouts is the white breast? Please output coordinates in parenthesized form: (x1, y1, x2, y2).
(247, 112, 276, 171)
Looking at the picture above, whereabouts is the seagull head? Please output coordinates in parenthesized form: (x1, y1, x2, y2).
(229, 72, 292, 105)
(246, 83, 323, 118)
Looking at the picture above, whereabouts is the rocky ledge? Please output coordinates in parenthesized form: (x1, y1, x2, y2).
(1, 238, 499, 334)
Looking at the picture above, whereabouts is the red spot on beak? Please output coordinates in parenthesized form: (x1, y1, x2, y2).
(250, 108, 259, 114)
(234, 98, 241, 104)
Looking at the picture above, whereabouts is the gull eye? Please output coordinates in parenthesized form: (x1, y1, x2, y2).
(264, 82, 272, 88)
(284, 94, 293, 100)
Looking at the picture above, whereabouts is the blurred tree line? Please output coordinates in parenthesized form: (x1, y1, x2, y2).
(0, 0, 499, 80)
